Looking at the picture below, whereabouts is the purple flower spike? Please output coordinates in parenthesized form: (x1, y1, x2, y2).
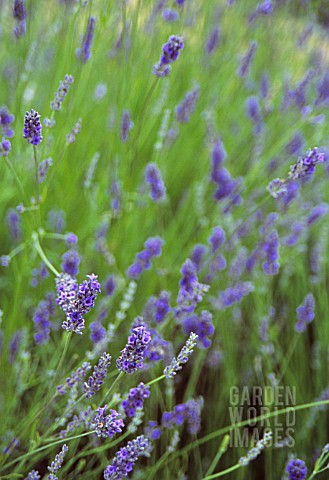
(295, 294, 315, 333)
(153, 34, 184, 77)
(76, 16, 96, 63)
(103, 435, 150, 480)
(116, 326, 152, 374)
(23, 109, 42, 145)
(55, 273, 101, 334)
(286, 459, 307, 480)
(127, 237, 164, 279)
(84, 352, 112, 397)
(121, 383, 150, 418)
(92, 405, 124, 438)
(145, 163, 166, 201)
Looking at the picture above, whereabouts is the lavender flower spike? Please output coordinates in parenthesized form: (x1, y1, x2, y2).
(55, 273, 101, 334)
(51, 74, 74, 111)
(164, 332, 198, 378)
(286, 459, 307, 480)
(92, 405, 124, 438)
(153, 34, 184, 77)
(116, 326, 151, 374)
(145, 163, 166, 201)
(76, 16, 96, 63)
(288, 147, 325, 181)
(23, 109, 42, 145)
(295, 293, 315, 333)
(47, 444, 68, 480)
(104, 435, 151, 480)
(84, 352, 112, 397)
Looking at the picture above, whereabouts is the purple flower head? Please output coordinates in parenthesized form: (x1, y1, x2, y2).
(57, 361, 91, 395)
(92, 405, 124, 438)
(161, 34, 184, 64)
(103, 435, 151, 480)
(0, 106, 15, 137)
(51, 74, 74, 111)
(162, 8, 179, 22)
(145, 163, 166, 201)
(89, 321, 106, 344)
(260, 72, 270, 99)
(295, 293, 315, 333)
(267, 178, 288, 198)
(61, 250, 80, 276)
(13, 0, 27, 21)
(144, 420, 162, 440)
(257, 0, 273, 14)
(286, 459, 307, 480)
(237, 41, 257, 78)
(176, 259, 209, 315)
(84, 352, 112, 397)
(288, 147, 325, 181)
(175, 86, 200, 123)
(181, 310, 214, 349)
(153, 34, 184, 77)
(55, 273, 101, 334)
(120, 110, 134, 143)
(104, 275, 117, 296)
(212, 282, 254, 310)
(175, 0, 185, 4)
(164, 332, 198, 378)
(262, 230, 280, 275)
(47, 444, 68, 479)
(245, 96, 263, 135)
(127, 237, 164, 279)
(121, 382, 150, 418)
(162, 397, 203, 435)
(76, 16, 96, 63)
(209, 226, 225, 252)
(210, 140, 227, 181)
(33, 293, 56, 345)
(65, 232, 78, 245)
(25, 470, 41, 480)
(191, 244, 207, 271)
(7, 209, 21, 242)
(116, 326, 151, 374)
(23, 109, 42, 145)
(205, 27, 220, 55)
(8, 330, 24, 364)
(0, 138, 11, 156)
(154, 291, 171, 322)
(0, 255, 11, 267)
(38, 157, 53, 183)
(307, 203, 328, 226)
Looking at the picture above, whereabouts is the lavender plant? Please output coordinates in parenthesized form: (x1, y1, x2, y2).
(1, 1, 329, 479)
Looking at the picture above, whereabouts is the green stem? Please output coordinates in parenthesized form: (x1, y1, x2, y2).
(277, 333, 300, 384)
(201, 463, 241, 479)
(205, 435, 230, 477)
(0, 431, 95, 473)
(5, 156, 29, 205)
(33, 145, 41, 228)
(147, 374, 166, 387)
(50, 332, 73, 391)
(101, 371, 124, 405)
(32, 232, 60, 276)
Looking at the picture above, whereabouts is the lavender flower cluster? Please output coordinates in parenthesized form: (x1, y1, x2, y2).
(153, 34, 184, 77)
(55, 273, 101, 334)
(103, 435, 151, 479)
(121, 382, 150, 418)
(116, 326, 151, 374)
